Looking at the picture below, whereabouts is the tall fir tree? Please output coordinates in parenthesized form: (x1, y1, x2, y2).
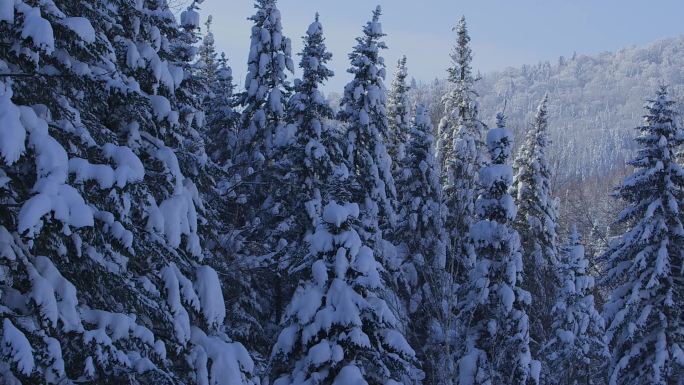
(264, 13, 341, 365)
(197, 16, 219, 95)
(512, 95, 560, 354)
(541, 227, 608, 385)
(269, 12, 337, 248)
(437, 16, 481, 170)
(602, 87, 684, 385)
(229, 0, 296, 364)
(339, 6, 398, 239)
(387, 55, 411, 178)
(237, 0, 294, 171)
(198, 16, 238, 165)
(396, 105, 451, 384)
(0, 0, 254, 384)
(458, 114, 539, 385)
(437, 16, 486, 296)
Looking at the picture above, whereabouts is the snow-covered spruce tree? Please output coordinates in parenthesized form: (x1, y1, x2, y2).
(541, 227, 608, 385)
(236, 0, 293, 171)
(458, 114, 539, 385)
(0, 1, 253, 384)
(198, 16, 238, 165)
(267, 12, 339, 244)
(197, 16, 219, 97)
(228, 0, 295, 363)
(395, 105, 451, 384)
(271, 171, 420, 385)
(387, 55, 411, 177)
(339, 6, 397, 238)
(512, 94, 559, 354)
(602, 87, 684, 385)
(262, 13, 341, 360)
(437, 16, 480, 168)
(438, 16, 486, 288)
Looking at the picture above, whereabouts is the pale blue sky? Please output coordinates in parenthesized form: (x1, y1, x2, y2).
(198, 0, 684, 93)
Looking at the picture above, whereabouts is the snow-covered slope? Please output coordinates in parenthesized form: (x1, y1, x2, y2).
(416, 36, 684, 186)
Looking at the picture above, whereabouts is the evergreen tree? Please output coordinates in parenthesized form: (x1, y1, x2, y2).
(197, 16, 219, 94)
(438, 16, 485, 290)
(0, 1, 253, 383)
(512, 95, 560, 354)
(437, 16, 480, 170)
(271, 177, 419, 385)
(339, 6, 398, 237)
(199, 17, 238, 165)
(396, 105, 451, 384)
(237, 0, 294, 170)
(541, 227, 608, 385)
(458, 114, 539, 385)
(229, 0, 296, 363)
(264, 13, 340, 363)
(602, 87, 684, 385)
(387, 55, 411, 176)
(272, 12, 337, 242)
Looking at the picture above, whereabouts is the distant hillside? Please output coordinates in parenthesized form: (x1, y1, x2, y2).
(414, 35, 684, 187)
(410, 36, 684, 249)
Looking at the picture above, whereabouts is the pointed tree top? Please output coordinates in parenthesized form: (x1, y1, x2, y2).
(363, 6, 384, 37)
(541, 92, 549, 105)
(394, 55, 408, 77)
(457, 15, 467, 28)
(656, 83, 668, 96)
(537, 93, 549, 114)
(533, 94, 549, 129)
(307, 12, 323, 36)
(454, 15, 469, 36)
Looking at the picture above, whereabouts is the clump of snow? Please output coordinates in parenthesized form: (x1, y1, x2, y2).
(0, 86, 26, 165)
(69, 157, 116, 188)
(312, 259, 327, 287)
(149, 145, 201, 256)
(158, 193, 200, 255)
(479, 164, 513, 190)
(333, 365, 367, 385)
(17, 106, 93, 236)
(102, 143, 145, 187)
(149, 95, 172, 122)
(189, 328, 254, 385)
(34, 255, 83, 332)
(486, 127, 513, 160)
(322, 201, 359, 227)
(20, 6, 54, 54)
(81, 309, 155, 347)
(60, 17, 96, 44)
(2, 319, 34, 375)
(194, 265, 226, 328)
(162, 263, 200, 344)
(180, 9, 200, 29)
(0, 226, 17, 261)
(93, 210, 134, 250)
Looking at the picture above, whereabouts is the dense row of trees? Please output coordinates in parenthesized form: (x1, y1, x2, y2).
(1, 1, 682, 384)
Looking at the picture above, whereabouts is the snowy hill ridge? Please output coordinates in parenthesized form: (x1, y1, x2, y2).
(417, 35, 684, 185)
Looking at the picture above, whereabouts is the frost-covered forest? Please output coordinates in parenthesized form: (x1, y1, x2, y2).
(1, 1, 684, 384)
